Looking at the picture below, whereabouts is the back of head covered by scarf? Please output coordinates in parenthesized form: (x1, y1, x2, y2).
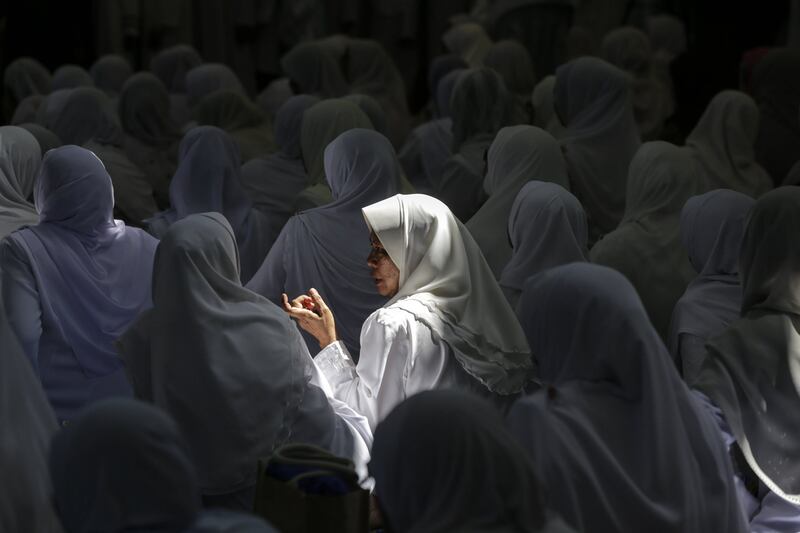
(531, 75, 566, 138)
(89, 54, 133, 96)
(500, 181, 588, 309)
(427, 54, 468, 116)
(645, 14, 687, 62)
(51, 64, 93, 91)
(17, 123, 62, 155)
(150, 44, 203, 93)
(362, 194, 532, 395)
(442, 22, 493, 67)
(119, 72, 181, 150)
(11, 94, 45, 125)
(590, 141, 700, 341)
(751, 48, 800, 185)
(185, 63, 245, 109)
(194, 90, 275, 161)
(668, 189, 754, 368)
(0, 126, 41, 237)
(484, 40, 536, 124)
(601, 26, 672, 140)
(508, 263, 749, 533)
(370, 390, 574, 533)
(8, 145, 157, 381)
(343, 94, 388, 137)
(3, 57, 51, 120)
(119, 213, 361, 497)
(555, 57, 641, 237)
(50, 398, 277, 533)
(240, 95, 319, 221)
(0, 315, 61, 533)
(450, 67, 513, 152)
(467, 125, 569, 278)
(147, 126, 275, 282)
(247, 128, 399, 358)
(696, 187, 800, 505)
(281, 41, 348, 98)
(256, 77, 293, 123)
(685, 90, 772, 198)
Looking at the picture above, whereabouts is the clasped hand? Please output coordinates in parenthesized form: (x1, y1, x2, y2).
(282, 288, 338, 349)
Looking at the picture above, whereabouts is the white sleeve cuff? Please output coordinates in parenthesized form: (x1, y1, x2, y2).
(315, 340, 357, 387)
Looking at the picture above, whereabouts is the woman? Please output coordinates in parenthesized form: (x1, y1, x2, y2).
(145, 126, 276, 284)
(500, 181, 588, 309)
(0, 145, 158, 423)
(694, 188, 800, 531)
(508, 263, 748, 533)
(51, 64, 93, 90)
(556, 57, 641, 241)
(281, 40, 348, 98)
(50, 398, 277, 532)
(590, 141, 700, 341)
(284, 194, 532, 430)
(370, 390, 574, 533)
(2, 57, 50, 122)
(185, 63, 245, 110)
(668, 189, 754, 384)
(89, 54, 133, 98)
(685, 90, 772, 197)
(0, 126, 41, 238)
(149, 44, 203, 127)
(466, 125, 569, 277)
(118, 213, 371, 510)
(484, 40, 537, 125)
(194, 89, 275, 161)
(247, 128, 398, 360)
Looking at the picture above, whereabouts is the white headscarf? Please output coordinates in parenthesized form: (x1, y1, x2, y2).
(363, 194, 532, 395)
(119, 213, 362, 495)
(685, 90, 772, 198)
(696, 187, 800, 505)
(467, 125, 569, 277)
(0, 317, 61, 533)
(590, 141, 699, 340)
(500, 181, 588, 309)
(556, 57, 641, 236)
(668, 189, 754, 355)
(508, 263, 749, 533)
(0, 126, 40, 237)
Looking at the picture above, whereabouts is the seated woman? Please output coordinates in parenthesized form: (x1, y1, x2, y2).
(284, 194, 533, 430)
(694, 188, 800, 531)
(50, 398, 277, 532)
(118, 213, 371, 511)
(507, 263, 748, 533)
(0, 145, 157, 424)
(370, 390, 574, 533)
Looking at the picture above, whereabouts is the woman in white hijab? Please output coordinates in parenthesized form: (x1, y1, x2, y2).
(467, 125, 569, 277)
(694, 188, 800, 531)
(500, 181, 588, 309)
(118, 213, 371, 511)
(685, 90, 772, 198)
(370, 390, 575, 533)
(0, 126, 41, 237)
(247, 129, 398, 360)
(0, 317, 61, 533)
(284, 194, 532, 430)
(0, 145, 158, 423)
(590, 141, 700, 341)
(556, 57, 641, 241)
(508, 263, 749, 533)
(438, 67, 513, 221)
(668, 189, 754, 384)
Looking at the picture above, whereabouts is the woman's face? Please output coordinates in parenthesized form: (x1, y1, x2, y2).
(368, 231, 400, 298)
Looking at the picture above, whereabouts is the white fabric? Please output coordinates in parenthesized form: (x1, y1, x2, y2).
(695, 187, 800, 505)
(685, 90, 772, 198)
(118, 213, 371, 496)
(556, 57, 641, 236)
(467, 125, 569, 277)
(508, 263, 749, 533)
(500, 181, 588, 309)
(668, 189, 754, 381)
(363, 194, 532, 394)
(0, 126, 40, 238)
(589, 141, 699, 340)
(0, 315, 62, 533)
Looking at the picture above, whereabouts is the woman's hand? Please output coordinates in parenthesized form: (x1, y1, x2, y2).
(282, 288, 338, 349)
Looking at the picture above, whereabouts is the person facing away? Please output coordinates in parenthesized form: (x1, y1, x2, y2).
(50, 398, 278, 532)
(283, 193, 533, 430)
(117, 212, 371, 511)
(0, 145, 158, 424)
(0, 126, 41, 239)
(507, 263, 749, 533)
(246, 128, 399, 360)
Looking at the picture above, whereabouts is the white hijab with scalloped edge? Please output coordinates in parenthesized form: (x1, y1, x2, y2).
(362, 194, 532, 395)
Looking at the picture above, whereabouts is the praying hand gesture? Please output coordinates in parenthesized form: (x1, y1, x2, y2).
(282, 288, 338, 349)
